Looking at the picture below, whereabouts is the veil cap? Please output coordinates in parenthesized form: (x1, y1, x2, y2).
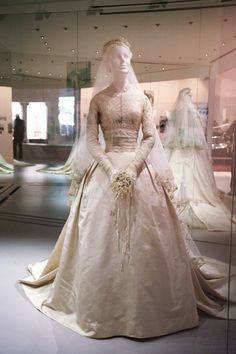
(102, 37, 131, 56)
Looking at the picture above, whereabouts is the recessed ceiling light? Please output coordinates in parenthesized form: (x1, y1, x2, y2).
(71, 49, 75, 53)
(59, 74, 62, 78)
(155, 23, 160, 27)
(222, 42, 225, 46)
(96, 50, 99, 54)
(123, 25, 128, 28)
(188, 21, 194, 25)
(64, 27, 68, 30)
(223, 18, 228, 22)
(49, 73, 52, 76)
(93, 26, 98, 29)
(40, 35, 44, 40)
(44, 41, 48, 46)
(35, 28, 40, 31)
(48, 47, 52, 51)
(138, 53, 142, 57)
(162, 67, 165, 71)
(12, 68, 16, 71)
(205, 53, 209, 57)
(37, 71, 41, 75)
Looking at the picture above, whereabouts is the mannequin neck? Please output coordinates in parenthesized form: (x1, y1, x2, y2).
(111, 74, 129, 93)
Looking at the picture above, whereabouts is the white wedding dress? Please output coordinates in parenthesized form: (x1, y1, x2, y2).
(21, 86, 236, 339)
(164, 91, 234, 230)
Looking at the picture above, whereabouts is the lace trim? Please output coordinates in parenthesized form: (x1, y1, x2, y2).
(154, 169, 177, 200)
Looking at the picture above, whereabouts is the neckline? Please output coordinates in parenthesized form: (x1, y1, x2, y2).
(111, 83, 131, 94)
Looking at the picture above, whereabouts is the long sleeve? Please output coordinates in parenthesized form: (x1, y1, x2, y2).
(87, 97, 115, 178)
(126, 96, 155, 177)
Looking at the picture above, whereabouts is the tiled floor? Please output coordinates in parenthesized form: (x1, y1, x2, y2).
(0, 165, 235, 354)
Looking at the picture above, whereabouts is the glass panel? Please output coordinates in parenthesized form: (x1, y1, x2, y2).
(0, 2, 235, 351)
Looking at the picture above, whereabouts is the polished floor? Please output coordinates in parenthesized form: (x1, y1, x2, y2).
(0, 165, 235, 354)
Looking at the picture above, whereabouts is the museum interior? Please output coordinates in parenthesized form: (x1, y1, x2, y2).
(0, 0, 236, 353)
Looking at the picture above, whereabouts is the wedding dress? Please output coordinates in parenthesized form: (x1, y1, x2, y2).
(37, 140, 77, 175)
(20, 85, 236, 339)
(0, 153, 13, 174)
(164, 88, 235, 230)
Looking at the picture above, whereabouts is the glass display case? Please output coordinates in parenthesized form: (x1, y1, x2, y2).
(0, 2, 235, 352)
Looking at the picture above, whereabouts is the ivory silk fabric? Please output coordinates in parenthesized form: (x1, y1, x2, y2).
(21, 87, 235, 338)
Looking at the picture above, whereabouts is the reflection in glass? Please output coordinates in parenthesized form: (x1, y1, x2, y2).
(27, 102, 47, 140)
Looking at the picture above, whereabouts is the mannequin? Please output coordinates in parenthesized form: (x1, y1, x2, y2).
(20, 39, 236, 339)
(164, 88, 235, 230)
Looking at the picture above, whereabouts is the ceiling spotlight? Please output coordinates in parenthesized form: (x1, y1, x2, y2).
(123, 25, 128, 28)
(64, 27, 68, 30)
(44, 41, 48, 46)
(35, 28, 40, 31)
(12, 68, 16, 71)
(37, 71, 41, 75)
(155, 23, 160, 27)
(222, 42, 225, 46)
(40, 35, 44, 40)
(138, 53, 142, 57)
(71, 49, 75, 53)
(205, 53, 209, 57)
(47, 47, 52, 51)
(162, 67, 165, 71)
(93, 26, 98, 29)
(96, 50, 99, 54)
(49, 73, 52, 76)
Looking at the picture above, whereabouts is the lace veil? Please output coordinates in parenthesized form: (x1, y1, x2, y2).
(72, 37, 175, 192)
(164, 87, 207, 151)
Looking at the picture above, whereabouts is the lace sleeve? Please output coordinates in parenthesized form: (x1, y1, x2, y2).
(127, 96, 155, 177)
(87, 96, 115, 178)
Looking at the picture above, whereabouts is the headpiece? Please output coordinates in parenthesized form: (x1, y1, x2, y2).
(102, 37, 131, 56)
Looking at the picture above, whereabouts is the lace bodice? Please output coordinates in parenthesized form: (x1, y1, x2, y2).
(87, 86, 155, 178)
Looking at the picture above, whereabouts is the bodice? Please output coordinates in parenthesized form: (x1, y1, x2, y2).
(95, 87, 145, 152)
(87, 85, 154, 179)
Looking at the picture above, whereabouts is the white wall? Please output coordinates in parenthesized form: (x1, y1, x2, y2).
(0, 86, 13, 162)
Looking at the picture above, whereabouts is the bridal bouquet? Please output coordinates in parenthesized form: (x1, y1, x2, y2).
(111, 171, 134, 199)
